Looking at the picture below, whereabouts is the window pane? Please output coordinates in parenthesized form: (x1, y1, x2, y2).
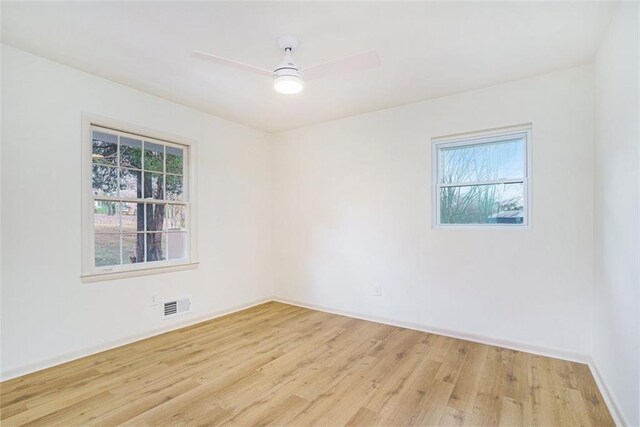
(120, 168, 143, 198)
(90, 128, 190, 271)
(144, 142, 164, 172)
(144, 172, 164, 199)
(120, 137, 142, 169)
(92, 165, 118, 197)
(166, 146, 184, 175)
(122, 202, 143, 232)
(439, 138, 524, 184)
(94, 201, 119, 233)
(166, 205, 186, 231)
(440, 183, 524, 225)
(146, 203, 165, 232)
(166, 175, 184, 201)
(122, 233, 143, 264)
(168, 232, 187, 260)
(146, 233, 167, 262)
(92, 131, 117, 166)
(95, 233, 121, 267)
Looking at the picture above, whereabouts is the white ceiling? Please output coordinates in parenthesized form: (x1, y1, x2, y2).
(2, 1, 617, 132)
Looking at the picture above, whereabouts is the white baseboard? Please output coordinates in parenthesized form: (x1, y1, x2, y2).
(272, 296, 590, 364)
(588, 358, 628, 427)
(0, 297, 271, 382)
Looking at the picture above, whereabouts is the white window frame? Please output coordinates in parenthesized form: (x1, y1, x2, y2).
(81, 114, 199, 282)
(431, 124, 532, 229)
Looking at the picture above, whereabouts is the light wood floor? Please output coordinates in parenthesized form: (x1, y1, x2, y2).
(1, 302, 614, 426)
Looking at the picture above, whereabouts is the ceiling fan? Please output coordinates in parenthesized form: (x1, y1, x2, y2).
(192, 35, 380, 95)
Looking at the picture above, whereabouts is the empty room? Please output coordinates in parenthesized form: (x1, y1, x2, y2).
(1, 1, 638, 426)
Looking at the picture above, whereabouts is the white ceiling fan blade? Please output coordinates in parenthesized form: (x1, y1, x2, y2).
(303, 51, 380, 81)
(191, 51, 273, 77)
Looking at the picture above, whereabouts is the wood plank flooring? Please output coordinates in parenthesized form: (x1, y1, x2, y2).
(0, 302, 614, 426)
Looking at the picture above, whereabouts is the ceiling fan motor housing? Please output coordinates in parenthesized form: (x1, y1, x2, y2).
(273, 58, 303, 79)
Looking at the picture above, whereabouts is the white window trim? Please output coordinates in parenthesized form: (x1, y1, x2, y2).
(81, 113, 199, 282)
(431, 123, 532, 230)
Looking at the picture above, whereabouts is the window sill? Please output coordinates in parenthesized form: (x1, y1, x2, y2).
(82, 262, 199, 283)
(433, 224, 530, 230)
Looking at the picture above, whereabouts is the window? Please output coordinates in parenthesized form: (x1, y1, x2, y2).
(82, 116, 197, 281)
(432, 125, 531, 227)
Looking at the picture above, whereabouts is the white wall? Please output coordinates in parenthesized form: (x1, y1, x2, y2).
(593, 2, 640, 426)
(273, 66, 595, 359)
(0, 46, 273, 379)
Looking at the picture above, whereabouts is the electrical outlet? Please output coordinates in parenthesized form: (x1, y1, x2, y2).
(374, 286, 382, 297)
(151, 294, 158, 306)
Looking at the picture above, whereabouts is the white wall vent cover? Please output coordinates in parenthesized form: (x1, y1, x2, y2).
(163, 297, 191, 319)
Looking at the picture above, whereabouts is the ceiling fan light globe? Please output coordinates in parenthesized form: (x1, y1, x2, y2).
(274, 75, 304, 94)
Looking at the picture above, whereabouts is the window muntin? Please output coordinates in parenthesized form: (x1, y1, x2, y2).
(433, 128, 530, 227)
(91, 126, 189, 269)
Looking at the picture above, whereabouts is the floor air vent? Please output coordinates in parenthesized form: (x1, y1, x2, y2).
(163, 297, 191, 319)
